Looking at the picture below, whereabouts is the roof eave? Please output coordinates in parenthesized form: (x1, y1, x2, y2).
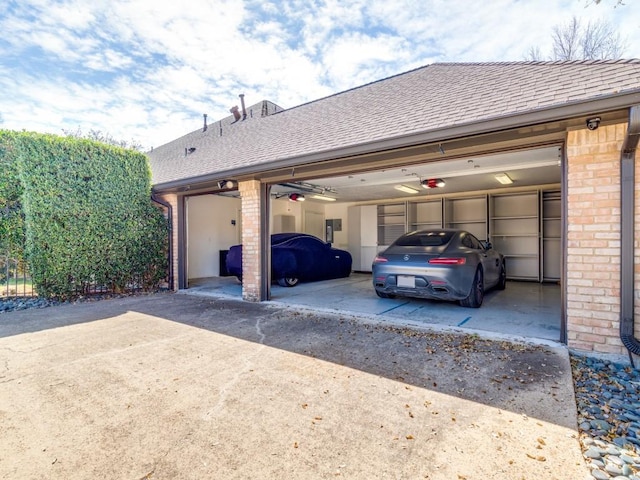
(152, 91, 640, 192)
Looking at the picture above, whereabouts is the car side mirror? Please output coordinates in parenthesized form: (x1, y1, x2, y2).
(482, 241, 492, 250)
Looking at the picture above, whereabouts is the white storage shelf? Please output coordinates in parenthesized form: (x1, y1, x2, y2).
(542, 190, 562, 281)
(489, 192, 540, 281)
(444, 196, 487, 241)
(378, 203, 407, 246)
(408, 199, 443, 231)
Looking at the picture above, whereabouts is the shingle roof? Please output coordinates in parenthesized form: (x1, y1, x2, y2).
(148, 60, 640, 188)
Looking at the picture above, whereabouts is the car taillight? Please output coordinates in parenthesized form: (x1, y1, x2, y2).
(373, 256, 388, 263)
(428, 257, 466, 265)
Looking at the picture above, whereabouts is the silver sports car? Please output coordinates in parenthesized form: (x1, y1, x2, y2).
(372, 229, 506, 308)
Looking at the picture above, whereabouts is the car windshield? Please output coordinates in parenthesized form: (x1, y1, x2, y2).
(393, 231, 455, 247)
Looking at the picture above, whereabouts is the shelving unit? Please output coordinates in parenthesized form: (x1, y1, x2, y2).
(444, 195, 488, 241)
(377, 202, 407, 246)
(489, 191, 539, 281)
(541, 190, 562, 282)
(408, 198, 443, 231)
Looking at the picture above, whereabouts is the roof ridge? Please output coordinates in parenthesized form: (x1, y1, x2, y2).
(277, 59, 640, 115)
(433, 59, 640, 67)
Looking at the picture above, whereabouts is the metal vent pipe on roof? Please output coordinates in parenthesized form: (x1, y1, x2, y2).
(230, 106, 241, 122)
(203, 113, 208, 132)
(239, 94, 247, 120)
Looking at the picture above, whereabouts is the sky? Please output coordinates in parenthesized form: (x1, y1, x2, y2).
(0, 0, 638, 151)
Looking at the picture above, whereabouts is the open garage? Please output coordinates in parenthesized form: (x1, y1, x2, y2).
(183, 144, 564, 342)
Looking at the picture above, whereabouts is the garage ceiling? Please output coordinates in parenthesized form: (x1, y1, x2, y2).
(271, 145, 563, 203)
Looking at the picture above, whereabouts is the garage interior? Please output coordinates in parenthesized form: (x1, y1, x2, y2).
(184, 144, 564, 343)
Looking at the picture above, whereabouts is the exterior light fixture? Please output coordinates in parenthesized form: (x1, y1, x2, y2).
(421, 178, 446, 189)
(311, 194, 336, 202)
(218, 180, 236, 189)
(494, 173, 513, 185)
(288, 193, 305, 202)
(394, 184, 419, 194)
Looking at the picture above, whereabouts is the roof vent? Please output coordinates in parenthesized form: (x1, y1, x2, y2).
(230, 106, 241, 122)
(203, 113, 208, 132)
(239, 94, 247, 120)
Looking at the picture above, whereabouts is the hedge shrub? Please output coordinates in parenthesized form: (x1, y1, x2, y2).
(8, 131, 167, 298)
(0, 131, 25, 256)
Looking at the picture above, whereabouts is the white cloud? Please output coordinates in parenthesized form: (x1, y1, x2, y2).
(0, 0, 638, 149)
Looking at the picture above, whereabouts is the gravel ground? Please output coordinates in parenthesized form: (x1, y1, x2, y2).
(571, 354, 640, 480)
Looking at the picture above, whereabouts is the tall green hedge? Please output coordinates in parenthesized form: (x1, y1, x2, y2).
(0, 131, 25, 256)
(6, 131, 167, 298)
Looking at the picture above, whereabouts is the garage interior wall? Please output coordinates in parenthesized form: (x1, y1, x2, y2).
(270, 199, 350, 246)
(186, 195, 241, 279)
(186, 186, 562, 282)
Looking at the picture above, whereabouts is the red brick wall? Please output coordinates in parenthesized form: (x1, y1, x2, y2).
(239, 180, 263, 301)
(566, 123, 632, 354)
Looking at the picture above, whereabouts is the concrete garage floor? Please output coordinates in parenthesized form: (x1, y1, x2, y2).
(188, 273, 562, 343)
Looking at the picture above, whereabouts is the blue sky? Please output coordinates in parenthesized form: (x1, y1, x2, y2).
(0, 0, 638, 150)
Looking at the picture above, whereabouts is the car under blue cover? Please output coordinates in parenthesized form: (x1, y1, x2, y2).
(226, 232, 352, 287)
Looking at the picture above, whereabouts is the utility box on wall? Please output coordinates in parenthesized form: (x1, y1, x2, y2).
(325, 218, 342, 242)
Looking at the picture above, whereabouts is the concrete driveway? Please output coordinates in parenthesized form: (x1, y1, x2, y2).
(0, 293, 587, 479)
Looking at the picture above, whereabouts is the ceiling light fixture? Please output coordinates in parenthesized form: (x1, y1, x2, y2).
(394, 184, 419, 194)
(311, 194, 336, 202)
(421, 178, 446, 189)
(288, 193, 305, 202)
(494, 173, 513, 185)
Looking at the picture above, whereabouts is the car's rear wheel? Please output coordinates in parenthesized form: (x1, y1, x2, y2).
(496, 260, 507, 290)
(375, 290, 395, 299)
(277, 277, 299, 287)
(460, 268, 483, 308)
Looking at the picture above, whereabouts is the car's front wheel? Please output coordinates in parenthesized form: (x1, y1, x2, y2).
(277, 277, 299, 287)
(460, 268, 483, 308)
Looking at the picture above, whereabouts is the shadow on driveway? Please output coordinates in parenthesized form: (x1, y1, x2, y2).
(0, 292, 587, 479)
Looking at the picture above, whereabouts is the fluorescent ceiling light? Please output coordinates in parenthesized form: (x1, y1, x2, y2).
(495, 173, 513, 185)
(394, 184, 419, 194)
(311, 194, 336, 202)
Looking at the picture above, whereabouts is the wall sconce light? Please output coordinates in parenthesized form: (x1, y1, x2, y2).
(421, 178, 446, 189)
(494, 173, 513, 185)
(288, 193, 305, 202)
(218, 180, 236, 189)
(394, 184, 419, 194)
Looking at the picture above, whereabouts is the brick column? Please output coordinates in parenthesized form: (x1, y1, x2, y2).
(566, 123, 628, 354)
(239, 180, 264, 301)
